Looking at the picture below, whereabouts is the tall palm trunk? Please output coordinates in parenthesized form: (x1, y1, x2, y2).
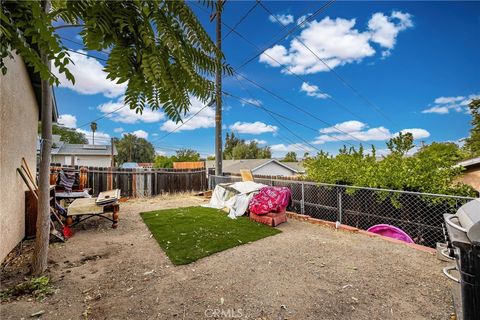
(31, 0, 52, 275)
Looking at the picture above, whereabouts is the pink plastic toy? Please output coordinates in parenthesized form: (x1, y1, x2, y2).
(367, 224, 414, 243)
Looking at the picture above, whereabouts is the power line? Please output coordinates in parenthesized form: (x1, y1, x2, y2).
(222, 1, 259, 40)
(59, 36, 110, 56)
(191, 0, 365, 143)
(66, 49, 108, 62)
(209, 3, 366, 122)
(232, 0, 336, 73)
(76, 103, 128, 129)
(225, 90, 352, 150)
(258, 0, 399, 129)
(233, 72, 364, 143)
(149, 100, 215, 144)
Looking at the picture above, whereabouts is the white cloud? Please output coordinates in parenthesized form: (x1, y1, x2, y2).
(160, 97, 215, 132)
(229, 121, 278, 134)
(270, 143, 313, 153)
(259, 11, 412, 75)
(368, 11, 413, 57)
(269, 14, 294, 25)
(300, 82, 330, 99)
(421, 106, 450, 114)
(113, 127, 124, 133)
(434, 96, 465, 104)
(398, 128, 430, 139)
(53, 50, 127, 98)
(131, 129, 149, 139)
(155, 149, 166, 156)
(76, 128, 111, 145)
(245, 139, 267, 145)
(240, 98, 262, 107)
(57, 114, 77, 128)
(313, 120, 429, 144)
(320, 120, 366, 134)
(297, 13, 312, 27)
(421, 93, 479, 114)
(97, 96, 164, 124)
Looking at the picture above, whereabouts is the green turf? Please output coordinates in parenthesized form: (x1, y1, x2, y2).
(141, 206, 282, 265)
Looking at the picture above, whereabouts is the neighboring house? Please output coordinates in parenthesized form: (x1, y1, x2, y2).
(206, 159, 305, 177)
(51, 143, 117, 167)
(457, 157, 480, 192)
(0, 53, 58, 262)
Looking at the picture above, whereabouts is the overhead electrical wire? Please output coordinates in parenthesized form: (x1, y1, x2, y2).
(221, 1, 259, 40)
(228, 75, 325, 148)
(208, 3, 366, 122)
(258, 0, 399, 129)
(191, 0, 366, 145)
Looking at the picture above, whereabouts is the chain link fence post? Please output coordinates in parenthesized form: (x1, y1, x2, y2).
(337, 186, 343, 224)
(301, 181, 305, 215)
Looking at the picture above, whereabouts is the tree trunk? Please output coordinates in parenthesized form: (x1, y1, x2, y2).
(31, 0, 52, 276)
(214, 0, 223, 176)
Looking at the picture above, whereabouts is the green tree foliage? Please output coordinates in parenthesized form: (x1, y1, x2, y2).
(153, 148, 202, 168)
(464, 99, 480, 156)
(1, 0, 232, 122)
(304, 134, 477, 197)
(206, 155, 215, 160)
(223, 132, 271, 159)
(172, 148, 200, 162)
(38, 123, 88, 144)
(153, 155, 173, 169)
(0, 1, 75, 84)
(115, 134, 155, 164)
(282, 152, 297, 162)
(416, 142, 468, 167)
(386, 131, 414, 156)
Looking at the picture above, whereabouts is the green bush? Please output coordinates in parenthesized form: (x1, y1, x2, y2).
(304, 133, 477, 198)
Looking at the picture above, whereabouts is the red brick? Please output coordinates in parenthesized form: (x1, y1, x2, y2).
(296, 214, 310, 221)
(407, 243, 436, 254)
(339, 224, 359, 232)
(357, 230, 379, 237)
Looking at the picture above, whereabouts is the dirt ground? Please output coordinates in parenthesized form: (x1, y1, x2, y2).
(1, 195, 455, 320)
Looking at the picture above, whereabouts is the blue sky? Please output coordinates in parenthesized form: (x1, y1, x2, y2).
(53, 1, 480, 158)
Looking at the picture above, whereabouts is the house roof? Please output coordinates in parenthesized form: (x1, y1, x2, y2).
(457, 157, 480, 168)
(205, 159, 305, 174)
(53, 143, 117, 156)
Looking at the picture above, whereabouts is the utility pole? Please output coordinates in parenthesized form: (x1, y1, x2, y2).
(32, 0, 52, 276)
(214, 0, 223, 176)
(111, 137, 115, 167)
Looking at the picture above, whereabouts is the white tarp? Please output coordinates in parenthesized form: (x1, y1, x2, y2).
(203, 181, 265, 219)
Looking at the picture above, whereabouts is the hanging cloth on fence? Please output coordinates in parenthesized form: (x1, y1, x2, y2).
(59, 170, 76, 192)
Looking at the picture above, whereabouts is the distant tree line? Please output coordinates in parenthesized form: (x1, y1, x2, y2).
(154, 148, 201, 168)
(223, 132, 271, 160)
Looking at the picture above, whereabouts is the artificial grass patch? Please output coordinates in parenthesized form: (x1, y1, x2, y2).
(141, 206, 282, 265)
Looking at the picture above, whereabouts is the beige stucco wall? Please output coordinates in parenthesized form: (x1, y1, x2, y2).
(458, 167, 480, 192)
(0, 54, 39, 262)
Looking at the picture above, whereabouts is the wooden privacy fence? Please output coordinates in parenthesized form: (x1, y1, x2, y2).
(54, 166, 207, 197)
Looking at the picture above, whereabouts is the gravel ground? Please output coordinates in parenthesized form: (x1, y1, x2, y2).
(1, 195, 455, 319)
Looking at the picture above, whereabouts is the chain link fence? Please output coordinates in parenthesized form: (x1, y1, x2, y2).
(208, 175, 476, 248)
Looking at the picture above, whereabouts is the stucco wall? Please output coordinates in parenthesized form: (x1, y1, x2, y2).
(253, 162, 295, 176)
(458, 167, 480, 192)
(0, 54, 39, 262)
